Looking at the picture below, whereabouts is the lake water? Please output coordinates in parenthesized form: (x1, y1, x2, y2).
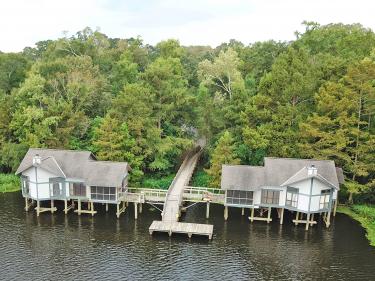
(0, 192, 374, 281)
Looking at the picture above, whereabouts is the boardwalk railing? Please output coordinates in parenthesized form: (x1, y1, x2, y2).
(183, 186, 225, 204)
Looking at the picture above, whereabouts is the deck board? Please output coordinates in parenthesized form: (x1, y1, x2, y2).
(149, 221, 213, 239)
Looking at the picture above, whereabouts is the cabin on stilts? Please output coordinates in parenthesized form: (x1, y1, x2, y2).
(221, 157, 344, 230)
(15, 148, 131, 217)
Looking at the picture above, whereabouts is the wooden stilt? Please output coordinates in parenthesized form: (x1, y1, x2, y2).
(206, 201, 210, 219)
(241, 208, 245, 216)
(36, 200, 40, 217)
(78, 199, 81, 215)
(250, 207, 254, 222)
(64, 200, 68, 214)
(224, 206, 228, 221)
(91, 202, 94, 217)
(326, 210, 331, 228)
(280, 208, 284, 225)
(106, 203, 109, 212)
(51, 200, 54, 214)
(267, 207, 271, 223)
(305, 213, 310, 231)
(333, 199, 338, 217)
(295, 212, 299, 225)
(25, 197, 29, 211)
(134, 202, 138, 219)
(116, 203, 120, 218)
(310, 213, 315, 226)
(139, 203, 143, 214)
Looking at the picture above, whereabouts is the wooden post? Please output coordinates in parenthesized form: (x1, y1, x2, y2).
(106, 203, 109, 212)
(250, 207, 254, 222)
(206, 201, 210, 219)
(333, 199, 338, 217)
(25, 197, 29, 211)
(64, 200, 68, 215)
(78, 199, 81, 215)
(134, 202, 138, 220)
(139, 203, 143, 214)
(280, 208, 284, 225)
(310, 213, 315, 226)
(37, 200, 40, 217)
(224, 206, 228, 221)
(51, 200, 55, 214)
(241, 208, 244, 216)
(267, 207, 271, 223)
(295, 212, 299, 225)
(305, 213, 310, 231)
(91, 202, 94, 217)
(326, 210, 331, 228)
(116, 203, 120, 219)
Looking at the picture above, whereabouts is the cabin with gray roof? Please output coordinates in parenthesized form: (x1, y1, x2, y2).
(16, 148, 131, 216)
(221, 157, 344, 229)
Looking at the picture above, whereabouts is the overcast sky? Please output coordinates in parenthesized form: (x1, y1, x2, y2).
(1, 0, 374, 52)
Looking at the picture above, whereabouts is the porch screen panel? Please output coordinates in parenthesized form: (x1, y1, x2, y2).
(70, 183, 86, 197)
(91, 186, 116, 201)
(261, 190, 280, 205)
(226, 190, 253, 205)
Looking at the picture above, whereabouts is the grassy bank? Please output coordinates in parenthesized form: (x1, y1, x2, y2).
(337, 204, 375, 246)
(0, 174, 20, 193)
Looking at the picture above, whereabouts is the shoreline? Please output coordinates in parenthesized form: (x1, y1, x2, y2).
(337, 205, 375, 247)
(0, 173, 20, 193)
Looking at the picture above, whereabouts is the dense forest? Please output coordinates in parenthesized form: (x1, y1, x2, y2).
(0, 22, 374, 203)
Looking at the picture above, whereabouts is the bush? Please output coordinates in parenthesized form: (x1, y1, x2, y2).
(190, 170, 211, 187)
(0, 173, 20, 193)
(142, 174, 175, 189)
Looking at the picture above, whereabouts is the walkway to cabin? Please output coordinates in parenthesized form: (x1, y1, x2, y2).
(149, 144, 214, 239)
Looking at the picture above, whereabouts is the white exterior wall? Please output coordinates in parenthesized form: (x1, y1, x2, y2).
(253, 190, 262, 205)
(22, 166, 59, 200)
(287, 178, 335, 212)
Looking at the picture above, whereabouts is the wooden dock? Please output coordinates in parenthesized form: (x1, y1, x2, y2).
(149, 221, 213, 239)
(149, 144, 214, 239)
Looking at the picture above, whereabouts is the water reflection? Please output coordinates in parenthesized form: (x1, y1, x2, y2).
(0, 192, 374, 281)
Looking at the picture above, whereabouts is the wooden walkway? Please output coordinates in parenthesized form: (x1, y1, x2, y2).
(149, 221, 213, 239)
(149, 144, 214, 239)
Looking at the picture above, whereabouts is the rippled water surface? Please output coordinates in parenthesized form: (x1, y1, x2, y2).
(0, 192, 374, 280)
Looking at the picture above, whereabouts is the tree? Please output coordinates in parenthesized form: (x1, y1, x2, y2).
(299, 57, 375, 202)
(198, 48, 244, 100)
(206, 131, 240, 188)
(92, 114, 144, 184)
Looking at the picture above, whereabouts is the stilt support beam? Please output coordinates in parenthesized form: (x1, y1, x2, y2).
(224, 206, 228, 221)
(280, 208, 284, 225)
(206, 202, 210, 219)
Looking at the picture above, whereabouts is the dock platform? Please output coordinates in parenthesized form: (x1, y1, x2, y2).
(149, 220, 213, 239)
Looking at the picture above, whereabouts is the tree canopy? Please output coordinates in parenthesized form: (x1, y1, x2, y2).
(0, 23, 374, 202)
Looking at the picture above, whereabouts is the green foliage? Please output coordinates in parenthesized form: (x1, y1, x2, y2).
(0, 174, 20, 193)
(206, 131, 240, 188)
(0, 23, 374, 203)
(142, 174, 175, 190)
(190, 170, 211, 187)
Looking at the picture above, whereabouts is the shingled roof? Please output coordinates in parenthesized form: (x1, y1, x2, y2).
(16, 148, 130, 187)
(221, 157, 343, 190)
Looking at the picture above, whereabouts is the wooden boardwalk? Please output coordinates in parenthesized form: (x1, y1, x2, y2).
(149, 221, 213, 239)
(149, 144, 214, 239)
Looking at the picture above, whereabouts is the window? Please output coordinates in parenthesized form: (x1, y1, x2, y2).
(286, 187, 299, 208)
(319, 189, 331, 209)
(91, 186, 116, 201)
(22, 176, 30, 195)
(261, 189, 280, 205)
(226, 190, 254, 206)
(70, 182, 86, 197)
